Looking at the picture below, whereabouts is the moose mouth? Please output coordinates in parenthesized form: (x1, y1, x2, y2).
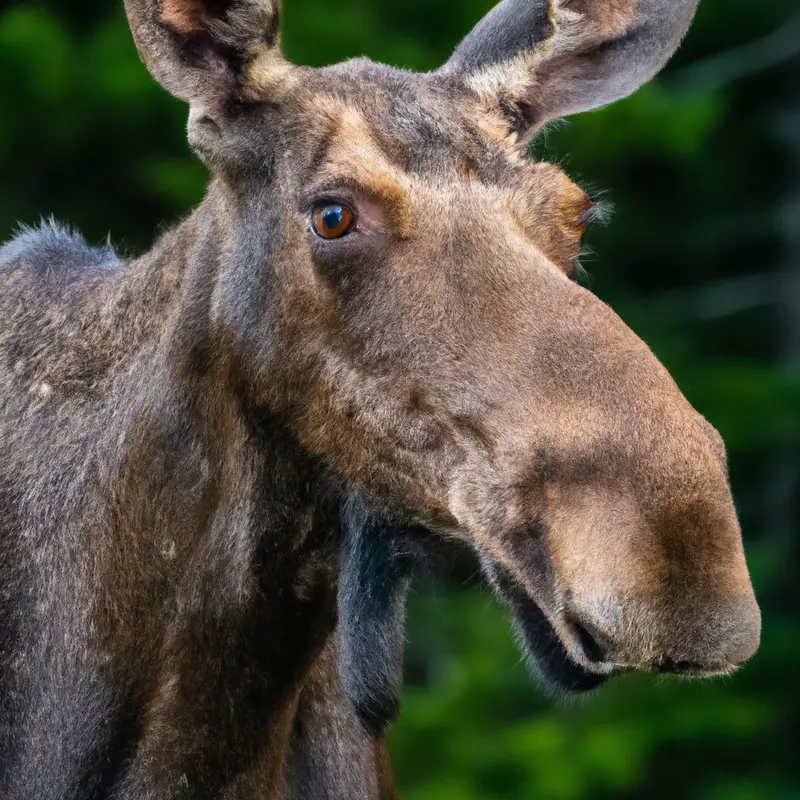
(483, 562, 611, 693)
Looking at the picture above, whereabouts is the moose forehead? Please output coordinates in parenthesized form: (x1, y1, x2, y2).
(280, 62, 592, 259)
(291, 62, 513, 176)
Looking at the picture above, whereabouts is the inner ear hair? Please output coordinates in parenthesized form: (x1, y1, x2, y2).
(158, 0, 279, 38)
(441, 0, 700, 129)
(124, 0, 287, 102)
(160, 0, 280, 71)
(337, 497, 428, 733)
(160, 0, 207, 35)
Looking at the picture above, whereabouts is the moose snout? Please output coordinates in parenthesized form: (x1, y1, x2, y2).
(562, 591, 761, 676)
(724, 602, 763, 666)
(542, 467, 762, 680)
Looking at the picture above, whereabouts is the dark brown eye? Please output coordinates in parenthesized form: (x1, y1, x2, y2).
(312, 204, 355, 240)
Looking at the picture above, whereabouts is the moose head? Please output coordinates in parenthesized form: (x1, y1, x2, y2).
(124, 0, 761, 730)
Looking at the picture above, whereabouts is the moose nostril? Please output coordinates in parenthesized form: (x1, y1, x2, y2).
(570, 618, 607, 665)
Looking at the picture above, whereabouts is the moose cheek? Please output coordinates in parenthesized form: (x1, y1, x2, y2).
(310, 239, 387, 301)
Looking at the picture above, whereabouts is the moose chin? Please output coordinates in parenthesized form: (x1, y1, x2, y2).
(0, 0, 760, 797)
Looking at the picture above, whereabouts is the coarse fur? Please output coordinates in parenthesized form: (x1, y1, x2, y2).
(0, 220, 120, 271)
(0, 0, 760, 797)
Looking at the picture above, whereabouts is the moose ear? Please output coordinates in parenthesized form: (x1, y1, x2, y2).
(441, 0, 699, 130)
(338, 498, 424, 734)
(124, 0, 293, 102)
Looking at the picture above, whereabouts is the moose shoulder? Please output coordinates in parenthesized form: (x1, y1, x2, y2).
(0, 0, 760, 798)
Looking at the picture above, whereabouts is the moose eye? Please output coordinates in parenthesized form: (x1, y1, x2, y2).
(312, 204, 355, 240)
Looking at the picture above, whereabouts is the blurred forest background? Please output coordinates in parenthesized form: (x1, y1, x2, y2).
(1, 0, 798, 797)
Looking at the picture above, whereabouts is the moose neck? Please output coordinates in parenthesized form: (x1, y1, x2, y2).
(83, 182, 344, 788)
(114, 178, 337, 622)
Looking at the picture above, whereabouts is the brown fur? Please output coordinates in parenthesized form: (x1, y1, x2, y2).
(0, 0, 759, 797)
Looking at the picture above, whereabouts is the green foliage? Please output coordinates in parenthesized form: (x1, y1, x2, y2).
(394, 587, 797, 799)
(1, 0, 798, 797)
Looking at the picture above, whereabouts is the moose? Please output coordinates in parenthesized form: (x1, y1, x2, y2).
(0, 0, 761, 797)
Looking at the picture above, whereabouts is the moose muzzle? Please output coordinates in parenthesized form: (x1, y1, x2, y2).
(476, 417, 762, 691)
